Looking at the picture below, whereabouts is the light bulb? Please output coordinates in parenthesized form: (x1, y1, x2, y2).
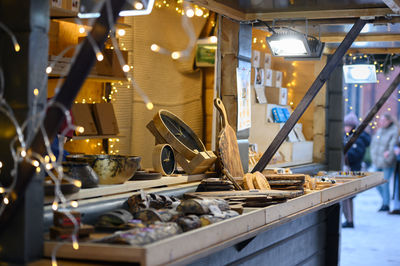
(20, 149, 26, 158)
(32, 160, 39, 167)
(210, 36, 218, 43)
(195, 8, 203, 16)
(171, 51, 181, 60)
(0, 187, 4, 193)
(134, 1, 144, 10)
(123, 64, 130, 72)
(33, 88, 39, 96)
(150, 44, 160, 52)
(85, 139, 89, 143)
(36, 167, 41, 173)
(45, 155, 50, 163)
(186, 9, 194, 17)
(146, 102, 154, 110)
(3, 197, 9, 204)
(46, 163, 52, 170)
(52, 260, 58, 266)
(96, 52, 104, 61)
(79, 27, 85, 34)
(52, 201, 58, 211)
(14, 43, 20, 52)
(70, 201, 79, 208)
(117, 29, 126, 37)
(50, 154, 56, 162)
(46, 66, 53, 74)
(0, 161, 2, 168)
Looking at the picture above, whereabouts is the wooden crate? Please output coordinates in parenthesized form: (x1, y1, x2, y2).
(279, 141, 313, 163)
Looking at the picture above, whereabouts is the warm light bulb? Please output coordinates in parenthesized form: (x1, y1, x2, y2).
(45, 163, 52, 170)
(388, 107, 392, 111)
(171, 51, 181, 60)
(85, 139, 89, 143)
(79, 27, 85, 34)
(96, 52, 104, 61)
(71, 201, 79, 208)
(20, 149, 26, 158)
(77, 126, 85, 134)
(46, 66, 53, 74)
(45, 155, 50, 163)
(134, 1, 144, 10)
(150, 44, 160, 52)
(33, 88, 39, 96)
(36, 167, 41, 173)
(374, 61, 377, 64)
(0, 187, 4, 193)
(195, 8, 204, 16)
(32, 160, 39, 167)
(52, 260, 58, 266)
(14, 43, 20, 52)
(52, 201, 58, 211)
(210, 36, 218, 43)
(386, 77, 390, 80)
(186, 9, 194, 17)
(123, 64, 130, 72)
(3, 197, 9, 204)
(74, 180, 82, 188)
(72, 240, 79, 250)
(117, 29, 126, 37)
(146, 102, 154, 110)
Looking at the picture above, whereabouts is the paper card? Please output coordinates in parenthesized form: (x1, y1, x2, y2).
(264, 53, 272, 69)
(294, 124, 306, 141)
(237, 68, 252, 131)
(254, 68, 264, 89)
(254, 86, 267, 104)
(275, 71, 283, 88)
(264, 69, 273, 87)
(279, 87, 288, 105)
(252, 50, 261, 68)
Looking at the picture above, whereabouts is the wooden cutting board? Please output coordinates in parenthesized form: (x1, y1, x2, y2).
(214, 98, 244, 178)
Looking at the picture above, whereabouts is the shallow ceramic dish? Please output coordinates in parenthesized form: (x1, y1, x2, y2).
(66, 155, 141, 185)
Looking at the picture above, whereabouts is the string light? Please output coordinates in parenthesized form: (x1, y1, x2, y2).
(134, 1, 144, 10)
(0, 161, 2, 168)
(3, 197, 9, 205)
(46, 66, 53, 74)
(146, 102, 154, 110)
(96, 52, 104, 61)
(79, 27, 85, 34)
(45, 163, 53, 170)
(186, 9, 194, 17)
(77, 126, 85, 134)
(70, 201, 79, 208)
(72, 240, 79, 250)
(52, 201, 58, 211)
(36, 167, 41, 173)
(171, 51, 181, 60)
(388, 108, 392, 111)
(20, 149, 26, 158)
(14, 43, 20, 52)
(150, 44, 161, 52)
(210, 36, 218, 43)
(117, 29, 126, 37)
(45, 155, 50, 163)
(386, 77, 390, 80)
(195, 8, 203, 16)
(32, 160, 39, 167)
(123, 64, 130, 72)
(74, 180, 82, 188)
(33, 88, 39, 96)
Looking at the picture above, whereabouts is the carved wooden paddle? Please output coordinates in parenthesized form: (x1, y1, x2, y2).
(214, 98, 244, 179)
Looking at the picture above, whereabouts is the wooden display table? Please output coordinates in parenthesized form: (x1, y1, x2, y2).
(44, 172, 384, 265)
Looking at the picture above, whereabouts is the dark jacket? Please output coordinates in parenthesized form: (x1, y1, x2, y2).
(345, 131, 371, 171)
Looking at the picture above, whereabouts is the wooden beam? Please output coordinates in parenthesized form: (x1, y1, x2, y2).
(326, 47, 400, 54)
(188, 0, 246, 21)
(246, 8, 391, 21)
(252, 19, 368, 173)
(383, 0, 400, 14)
(321, 33, 400, 43)
(344, 72, 400, 154)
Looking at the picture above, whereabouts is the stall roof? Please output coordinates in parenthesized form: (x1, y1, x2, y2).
(190, 0, 400, 52)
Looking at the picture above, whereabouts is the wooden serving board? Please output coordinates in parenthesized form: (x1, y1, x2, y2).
(214, 98, 244, 178)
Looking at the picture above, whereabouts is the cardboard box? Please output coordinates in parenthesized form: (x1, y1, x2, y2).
(71, 104, 98, 135)
(96, 49, 128, 78)
(93, 103, 119, 135)
(279, 141, 314, 163)
(265, 87, 287, 105)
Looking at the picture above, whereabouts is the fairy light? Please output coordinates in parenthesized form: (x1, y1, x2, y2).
(79, 27, 85, 34)
(46, 163, 52, 170)
(253, 37, 257, 43)
(72, 240, 79, 250)
(32, 160, 39, 167)
(210, 36, 218, 43)
(171, 51, 181, 60)
(117, 29, 126, 37)
(52, 201, 58, 211)
(388, 107, 392, 111)
(345, 98, 349, 102)
(74, 180, 82, 188)
(344, 86, 348, 90)
(3, 197, 9, 205)
(70, 201, 79, 208)
(36, 167, 41, 173)
(123, 64, 130, 72)
(45, 155, 50, 163)
(387, 77, 390, 80)
(20, 149, 26, 158)
(46, 66, 53, 74)
(0, 187, 4, 193)
(391, 67, 394, 71)
(376, 115, 380, 118)
(150, 44, 160, 52)
(374, 61, 377, 64)
(349, 106, 353, 110)
(85, 139, 89, 143)
(33, 88, 39, 96)
(195, 8, 203, 16)
(96, 52, 104, 61)
(186, 9, 194, 17)
(146, 102, 154, 110)
(77, 126, 85, 134)
(134, 1, 144, 10)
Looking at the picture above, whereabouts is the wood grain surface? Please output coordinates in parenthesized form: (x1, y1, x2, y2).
(214, 98, 244, 178)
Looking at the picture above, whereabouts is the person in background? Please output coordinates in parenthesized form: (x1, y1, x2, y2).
(370, 113, 398, 212)
(342, 113, 370, 228)
(391, 136, 400, 214)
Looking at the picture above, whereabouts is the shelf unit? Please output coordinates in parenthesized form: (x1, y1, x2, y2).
(72, 135, 123, 140)
(48, 73, 127, 83)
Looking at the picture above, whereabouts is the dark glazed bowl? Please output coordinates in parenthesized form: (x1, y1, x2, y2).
(62, 162, 99, 188)
(66, 155, 141, 185)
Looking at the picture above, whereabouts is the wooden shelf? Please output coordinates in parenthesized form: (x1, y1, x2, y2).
(72, 135, 123, 140)
(50, 6, 78, 18)
(49, 73, 127, 82)
(44, 173, 212, 203)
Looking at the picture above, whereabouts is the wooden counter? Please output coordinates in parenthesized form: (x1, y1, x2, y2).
(43, 172, 383, 266)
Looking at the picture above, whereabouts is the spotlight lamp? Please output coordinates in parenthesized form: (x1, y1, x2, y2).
(266, 31, 325, 61)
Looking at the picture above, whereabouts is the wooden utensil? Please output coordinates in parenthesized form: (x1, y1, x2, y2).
(214, 98, 244, 179)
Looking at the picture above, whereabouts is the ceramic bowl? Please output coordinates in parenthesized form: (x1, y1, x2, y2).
(62, 162, 99, 188)
(66, 154, 141, 185)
